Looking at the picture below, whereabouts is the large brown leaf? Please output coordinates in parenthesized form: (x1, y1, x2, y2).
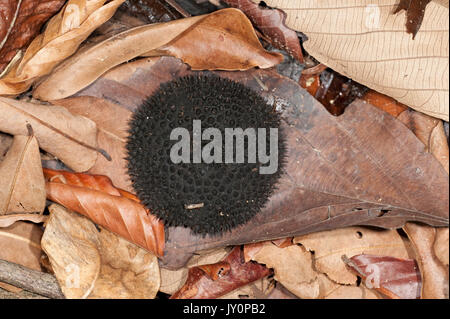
(0, 97, 99, 172)
(154, 59, 448, 269)
(51, 56, 448, 269)
(32, 8, 283, 101)
(43, 168, 165, 257)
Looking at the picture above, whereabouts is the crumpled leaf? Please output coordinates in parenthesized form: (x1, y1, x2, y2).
(43, 168, 165, 257)
(171, 246, 272, 299)
(0, 221, 43, 293)
(343, 254, 421, 299)
(160, 247, 231, 295)
(0, 133, 45, 215)
(0, 97, 99, 172)
(248, 241, 319, 299)
(41, 204, 160, 298)
(294, 227, 414, 285)
(262, 0, 449, 120)
(223, 0, 304, 62)
(403, 223, 449, 298)
(32, 8, 283, 101)
(0, 0, 125, 95)
(0, 0, 66, 74)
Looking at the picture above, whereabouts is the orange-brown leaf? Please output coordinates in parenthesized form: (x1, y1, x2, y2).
(43, 169, 164, 257)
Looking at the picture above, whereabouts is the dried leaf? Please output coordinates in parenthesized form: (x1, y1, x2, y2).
(397, 109, 449, 173)
(262, 0, 449, 120)
(0, 97, 99, 172)
(223, 0, 304, 62)
(52, 96, 133, 191)
(0, 221, 43, 292)
(0, 0, 66, 73)
(294, 227, 414, 285)
(171, 246, 272, 299)
(0, 0, 125, 95)
(403, 223, 449, 298)
(343, 254, 421, 299)
(0, 213, 47, 228)
(43, 169, 165, 257)
(41, 204, 160, 298)
(132, 59, 448, 269)
(0, 134, 45, 215)
(0, 221, 43, 270)
(32, 8, 283, 101)
(249, 242, 319, 299)
(362, 90, 409, 118)
(219, 277, 274, 299)
(160, 247, 231, 295)
(434, 228, 449, 266)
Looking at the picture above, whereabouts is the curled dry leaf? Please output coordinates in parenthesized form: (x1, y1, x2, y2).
(263, 0, 449, 120)
(403, 223, 449, 298)
(248, 241, 319, 299)
(343, 254, 421, 299)
(33, 8, 283, 101)
(43, 168, 165, 257)
(171, 246, 272, 299)
(160, 247, 231, 295)
(0, 0, 66, 74)
(0, 97, 99, 172)
(0, 214, 47, 228)
(41, 204, 160, 298)
(294, 227, 414, 285)
(0, 134, 45, 215)
(0, 0, 125, 95)
(222, 0, 304, 62)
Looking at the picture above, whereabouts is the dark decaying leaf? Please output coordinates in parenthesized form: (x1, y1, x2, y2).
(223, 0, 304, 62)
(0, 0, 66, 73)
(170, 246, 272, 299)
(393, 0, 432, 39)
(313, 69, 367, 116)
(342, 254, 421, 299)
(70, 56, 448, 269)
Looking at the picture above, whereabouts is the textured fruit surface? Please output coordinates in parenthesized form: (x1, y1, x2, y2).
(126, 75, 285, 235)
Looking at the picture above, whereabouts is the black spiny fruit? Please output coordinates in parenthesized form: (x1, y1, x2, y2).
(126, 75, 286, 235)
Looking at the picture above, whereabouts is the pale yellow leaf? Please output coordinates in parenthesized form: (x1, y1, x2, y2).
(262, 0, 449, 120)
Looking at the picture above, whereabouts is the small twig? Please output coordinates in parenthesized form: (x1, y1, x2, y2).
(185, 203, 204, 209)
(0, 259, 64, 299)
(0, 287, 48, 299)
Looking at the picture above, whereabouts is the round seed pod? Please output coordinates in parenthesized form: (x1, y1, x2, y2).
(126, 75, 286, 235)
